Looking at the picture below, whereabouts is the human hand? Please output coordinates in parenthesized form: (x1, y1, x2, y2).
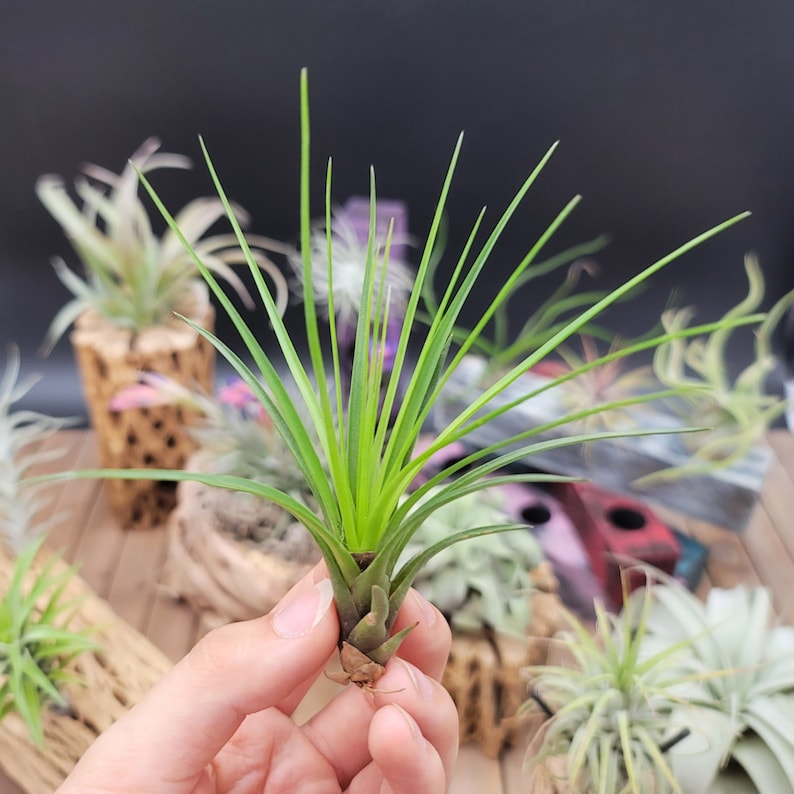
(56, 564, 458, 793)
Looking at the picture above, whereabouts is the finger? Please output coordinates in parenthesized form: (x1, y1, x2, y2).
(347, 705, 448, 794)
(389, 588, 451, 681)
(59, 570, 338, 793)
(303, 655, 459, 787)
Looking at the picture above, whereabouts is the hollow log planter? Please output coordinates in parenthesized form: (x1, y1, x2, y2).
(0, 543, 172, 794)
(163, 464, 321, 630)
(71, 291, 215, 529)
(441, 566, 566, 758)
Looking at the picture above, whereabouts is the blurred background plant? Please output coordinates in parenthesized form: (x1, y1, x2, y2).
(648, 253, 794, 478)
(36, 136, 288, 350)
(0, 348, 97, 747)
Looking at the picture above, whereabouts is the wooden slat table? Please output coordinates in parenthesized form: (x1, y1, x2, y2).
(3, 428, 794, 794)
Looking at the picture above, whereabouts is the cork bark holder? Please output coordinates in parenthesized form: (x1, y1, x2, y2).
(70, 299, 215, 529)
(442, 576, 566, 758)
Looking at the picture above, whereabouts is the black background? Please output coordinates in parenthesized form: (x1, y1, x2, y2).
(2, 1, 793, 417)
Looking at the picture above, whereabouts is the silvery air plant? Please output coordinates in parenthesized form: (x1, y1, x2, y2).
(631, 577, 794, 793)
(56, 70, 753, 690)
(646, 253, 794, 481)
(523, 579, 695, 794)
(36, 136, 288, 350)
(0, 349, 97, 746)
(397, 487, 546, 637)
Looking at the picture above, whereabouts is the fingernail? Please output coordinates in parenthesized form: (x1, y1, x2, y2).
(397, 658, 434, 700)
(273, 578, 333, 638)
(392, 703, 424, 744)
(410, 588, 437, 628)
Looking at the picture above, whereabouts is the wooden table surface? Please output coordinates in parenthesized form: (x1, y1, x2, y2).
(3, 428, 794, 793)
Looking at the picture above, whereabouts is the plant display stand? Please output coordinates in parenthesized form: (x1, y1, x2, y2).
(71, 292, 215, 529)
(0, 543, 172, 794)
(442, 576, 565, 758)
(163, 468, 320, 629)
(438, 355, 772, 532)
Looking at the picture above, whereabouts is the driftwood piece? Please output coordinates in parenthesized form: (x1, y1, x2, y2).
(163, 474, 320, 629)
(71, 292, 215, 529)
(0, 543, 172, 793)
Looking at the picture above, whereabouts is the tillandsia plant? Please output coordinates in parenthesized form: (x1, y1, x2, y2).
(0, 347, 75, 553)
(0, 349, 97, 746)
(546, 334, 660, 434)
(630, 577, 794, 793)
(420, 230, 611, 387)
(36, 136, 288, 350)
(397, 486, 545, 637)
(45, 70, 756, 689)
(0, 537, 98, 747)
(648, 253, 794, 478)
(522, 581, 695, 794)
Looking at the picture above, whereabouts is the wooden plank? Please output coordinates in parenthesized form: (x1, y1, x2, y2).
(105, 525, 169, 634)
(450, 744, 504, 794)
(69, 485, 127, 600)
(44, 431, 102, 560)
(145, 566, 203, 662)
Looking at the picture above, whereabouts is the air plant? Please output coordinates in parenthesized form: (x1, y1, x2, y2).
(0, 349, 97, 746)
(397, 487, 546, 637)
(420, 233, 611, 387)
(545, 334, 660, 434)
(0, 538, 98, 747)
(36, 137, 288, 350)
(648, 253, 794, 478)
(44, 70, 753, 689)
(523, 582, 695, 794)
(0, 347, 74, 553)
(632, 579, 794, 793)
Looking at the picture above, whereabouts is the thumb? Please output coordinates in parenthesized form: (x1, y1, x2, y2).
(60, 573, 337, 791)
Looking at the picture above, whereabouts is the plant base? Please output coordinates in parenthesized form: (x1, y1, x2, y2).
(0, 542, 172, 793)
(442, 579, 565, 758)
(71, 295, 215, 529)
(163, 470, 320, 629)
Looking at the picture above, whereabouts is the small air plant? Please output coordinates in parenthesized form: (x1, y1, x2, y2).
(648, 253, 794, 478)
(398, 487, 545, 637)
(0, 349, 97, 747)
(523, 581, 694, 794)
(421, 236, 610, 388)
(0, 538, 98, 747)
(548, 335, 660, 434)
(632, 578, 794, 793)
(36, 137, 288, 350)
(49, 70, 752, 690)
(0, 347, 75, 553)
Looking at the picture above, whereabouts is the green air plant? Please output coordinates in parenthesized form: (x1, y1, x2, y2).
(523, 582, 695, 794)
(648, 253, 794, 479)
(420, 230, 611, 387)
(632, 578, 794, 793)
(0, 349, 97, 746)
(397, 487, 545, 637)
(36, 136, 288, 350)
(45, 70, 755, 689)
(0, 538, 98, 747)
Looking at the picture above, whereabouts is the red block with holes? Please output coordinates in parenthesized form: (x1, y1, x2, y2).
(553, 482, 680, 608)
